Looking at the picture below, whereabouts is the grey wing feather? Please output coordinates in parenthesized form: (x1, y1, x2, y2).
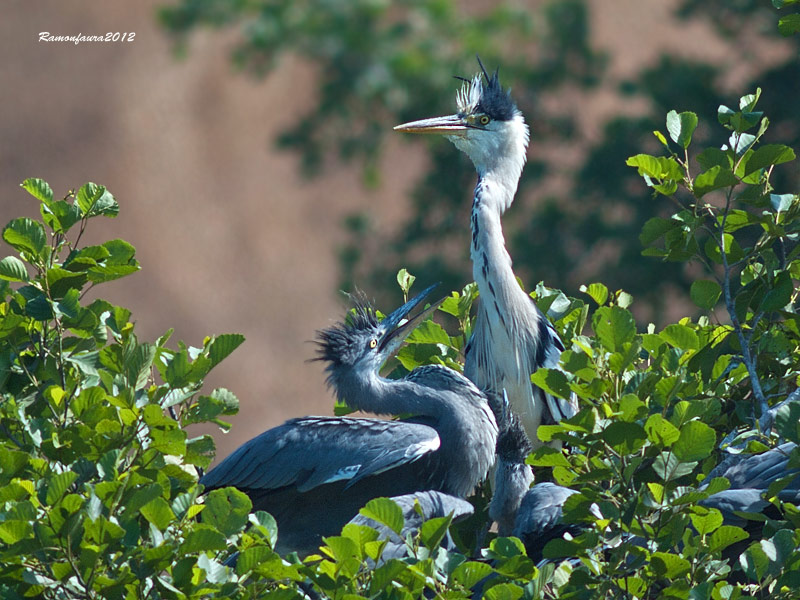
(700, 489, 770, 526)
(200, 416, 440, 494)
(513, 482, 578, 537)
(703, 442, 798, 490)
(539, 318, 578, 422)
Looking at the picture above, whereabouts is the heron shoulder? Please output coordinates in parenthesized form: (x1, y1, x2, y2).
(404, 364, 482, 396)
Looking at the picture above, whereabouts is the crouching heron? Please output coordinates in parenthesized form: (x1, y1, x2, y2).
(489, 404, 599, 562)
(200, 284, 497, 555)
(395, 59, 577, 448)
(350, 491, 474, 562)
(490, 404, 800, 565)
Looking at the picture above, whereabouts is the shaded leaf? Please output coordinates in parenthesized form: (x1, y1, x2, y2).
(690, 279, 721, 310)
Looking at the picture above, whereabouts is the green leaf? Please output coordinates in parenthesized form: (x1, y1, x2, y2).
(645, 414, 680, 447)
(601, 421, 647, 454)
(718, 104, 735, 126)
(407, 319, 451, 346)
(739, 542, 769, 580)
(180, 524, 227, 553)
(322, 534, 360, 563)
(451, 560, 494, 589)
(653, 451, 697, 481)
(690, 506, 723, 535)
(45, 471, 78, 505)
(202, 488, 251, 537)
(593, 306, 636, 352)
(666, 110, 698, 149)
(690, 279, 722, 310)
(651, 552, 691, 578)
(483, 582, 524, 600)
(76, 183, 119, 217)
(705, 234, 744, 264)
(739, 89, 761, 112)
(778, 13, 800, 35)
(41, 200, 82, 234)
(21, 178, 53, 205)
(102, 239, 136, 264)
(236, 546, 275, 574)
(126, 342, 156, 389)
(709, 525, 748, 553)
(250, 511, 279, 548)
(579, 282, 608, 306)
(660, 323, 699, 351)
(0, 520, 33, 545)
(673, 421, 716, 462)
(626, 153, 661, 178)
(639, 217, 675, 246)
(694, 166, 738, 197)
(744, 144, 795, 176)
(696, 147, 729, 171)
(3, 218, 46, 258)
(770, 194, 795, 214)
(46, 267, 88, 298)
(775, 400, 800, 442)
(359, 497, 404, 535)
(396, 268, 416, 296)
(0, 256, 28, 282)
(140, 497, 176, 532)
(87, 264, 139, 284)
(530, 368, 571, 399)
(419, 515, 452, 550)
(761, 271, 793, 311)
(209, 333, 245, 367)
(528, 446, 571, 468)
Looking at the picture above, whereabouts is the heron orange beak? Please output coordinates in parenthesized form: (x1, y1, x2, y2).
(394, 114, 468, 136)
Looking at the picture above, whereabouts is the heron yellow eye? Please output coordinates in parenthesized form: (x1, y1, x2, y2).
(479, 115, 490, 125)
(369, 339, 378, 349)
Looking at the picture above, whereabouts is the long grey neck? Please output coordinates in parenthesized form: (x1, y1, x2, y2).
(334, 368, 444, 420)
(490, 459, 534, 536)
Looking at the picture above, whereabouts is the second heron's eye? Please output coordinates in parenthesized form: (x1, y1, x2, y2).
(369, 338, 378, 349)
(479, 115, 490, 125)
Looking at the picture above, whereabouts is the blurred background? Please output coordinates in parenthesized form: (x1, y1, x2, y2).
(2, 0, 798, 460)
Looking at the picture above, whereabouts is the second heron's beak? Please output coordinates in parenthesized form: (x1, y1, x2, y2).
(378, 283, 445, 355)
(394, 114, 467, 136)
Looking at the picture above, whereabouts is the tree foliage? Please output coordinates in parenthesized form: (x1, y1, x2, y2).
(2, 88, 800, 597)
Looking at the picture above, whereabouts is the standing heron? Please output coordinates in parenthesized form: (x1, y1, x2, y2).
(395, 59, 576, 447)
(200, 284, 497, 555)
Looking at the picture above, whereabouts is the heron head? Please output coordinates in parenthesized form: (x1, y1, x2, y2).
(314, 283, 442, 380)
(495, 400, 533, 464)
(394, 59, 529, 177)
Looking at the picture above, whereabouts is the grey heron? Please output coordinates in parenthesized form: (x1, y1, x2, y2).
(200, 284, 497, 555)
(491, 404, 800, 564)
(489, 404, 598, 562)
(349, 491, 474, 562)
(395, 59, 576, 447)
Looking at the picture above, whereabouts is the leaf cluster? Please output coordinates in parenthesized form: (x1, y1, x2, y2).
(3, 90, 800, 598)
